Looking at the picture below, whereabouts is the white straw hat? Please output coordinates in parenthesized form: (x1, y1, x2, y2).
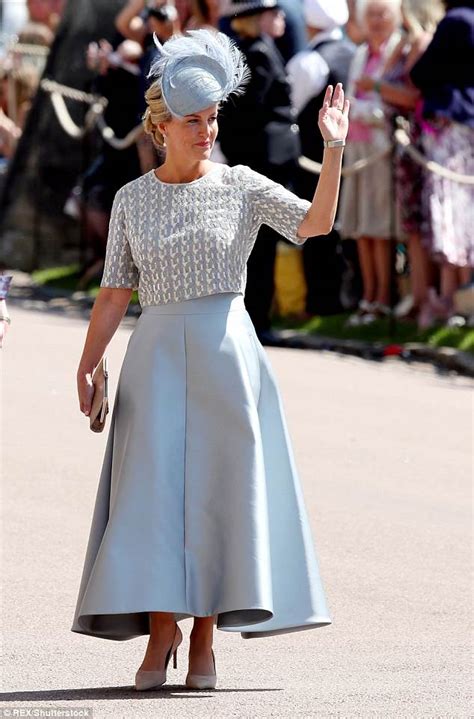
(147, 29, 250, 118)
(303, 0, 349, 30)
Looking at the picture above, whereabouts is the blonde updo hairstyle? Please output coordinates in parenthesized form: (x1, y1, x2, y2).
(142, 77, 172, 149)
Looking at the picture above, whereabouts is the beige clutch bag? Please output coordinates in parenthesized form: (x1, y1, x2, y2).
(89, 356, 109, 433)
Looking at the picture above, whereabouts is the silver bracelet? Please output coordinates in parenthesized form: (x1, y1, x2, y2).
(323, 139, 346, 149)
(0, 316, 11, 324)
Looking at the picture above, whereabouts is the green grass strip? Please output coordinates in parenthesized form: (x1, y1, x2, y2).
(32, 265, 473, 354)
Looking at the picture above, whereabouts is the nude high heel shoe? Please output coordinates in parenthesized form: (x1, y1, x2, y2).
(185, 648, 217, 690)
(135, 624, 182, 691)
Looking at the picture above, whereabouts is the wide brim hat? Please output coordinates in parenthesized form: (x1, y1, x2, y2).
(222, 0, 284, 19)
(147, 29, 251, 118)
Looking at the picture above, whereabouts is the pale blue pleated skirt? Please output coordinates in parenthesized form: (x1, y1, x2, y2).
(71, 292, 331, 641)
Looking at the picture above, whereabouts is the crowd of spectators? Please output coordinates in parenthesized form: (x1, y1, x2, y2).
(1, 0, 473, 337)
(0, 0, 65, 342)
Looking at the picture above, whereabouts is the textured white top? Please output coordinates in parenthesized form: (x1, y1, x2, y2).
(100, 163, 311, 307)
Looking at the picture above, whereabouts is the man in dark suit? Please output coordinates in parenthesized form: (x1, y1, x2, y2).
(287, 0, 355, 316)
(218, 0, 301, 341)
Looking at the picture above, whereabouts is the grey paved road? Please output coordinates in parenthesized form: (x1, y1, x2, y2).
(1, 306, 472, 718)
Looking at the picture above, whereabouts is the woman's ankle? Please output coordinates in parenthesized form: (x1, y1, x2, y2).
(148, 613, 177, 639)
(190, 625, 214, 646)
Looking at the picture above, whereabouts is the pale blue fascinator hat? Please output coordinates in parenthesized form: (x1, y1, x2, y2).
(147, 29, 251, 118)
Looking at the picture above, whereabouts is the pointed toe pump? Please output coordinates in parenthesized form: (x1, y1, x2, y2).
(135, 624, 182, 691)
(185, 648, 217, 690)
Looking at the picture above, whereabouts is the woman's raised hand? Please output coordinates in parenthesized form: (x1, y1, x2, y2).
(318, 83, 350, 143)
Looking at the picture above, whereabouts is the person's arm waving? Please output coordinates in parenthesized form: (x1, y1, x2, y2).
(297, 83, 350, 239)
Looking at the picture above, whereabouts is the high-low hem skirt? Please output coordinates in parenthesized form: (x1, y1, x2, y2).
(71, 292, 332, 641)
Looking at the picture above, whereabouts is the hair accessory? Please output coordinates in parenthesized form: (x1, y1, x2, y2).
(147, 29, 251, 118)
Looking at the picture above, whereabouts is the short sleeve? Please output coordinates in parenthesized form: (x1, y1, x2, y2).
(240, 166, 311, 245)
(100, 189, 139, 290)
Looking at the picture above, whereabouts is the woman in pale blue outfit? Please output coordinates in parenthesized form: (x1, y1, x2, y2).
(72, 28, 350, 691)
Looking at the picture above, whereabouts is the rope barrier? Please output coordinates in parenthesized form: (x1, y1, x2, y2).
(96, 115, 143, 150)
(49, 91, 101, 139)
(41, 78, 142, 148)
(301, 117, 474, 184)
(38, 80, 474, 181)
(394, 124, 474, 185)
(47, 88, 142, 148)
(40, 78, 104, 105)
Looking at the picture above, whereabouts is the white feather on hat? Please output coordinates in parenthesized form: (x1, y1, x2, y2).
(147, 29, 251, 118)
(303, 0, 349, 31)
